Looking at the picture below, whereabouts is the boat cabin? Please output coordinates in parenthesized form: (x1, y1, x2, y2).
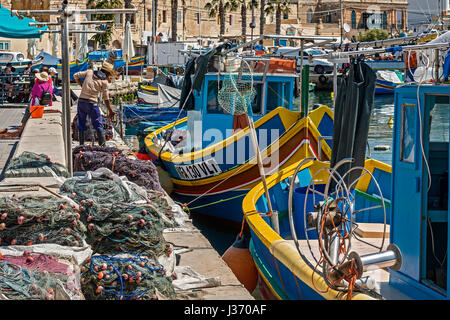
(391, 84, 450, 299)
(186, 64, 298, 150)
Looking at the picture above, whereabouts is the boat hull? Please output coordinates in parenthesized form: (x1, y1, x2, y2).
(375, 79, 398, 94)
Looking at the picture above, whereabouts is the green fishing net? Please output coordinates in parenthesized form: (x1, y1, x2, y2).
(60, 175, 178, 259)
(3, 151, 69, 178)
(0, 195, 86, 247)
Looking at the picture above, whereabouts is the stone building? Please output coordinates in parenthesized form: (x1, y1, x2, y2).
(0, 0, 409, 57)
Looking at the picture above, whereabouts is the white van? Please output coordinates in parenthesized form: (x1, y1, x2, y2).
(275, 47, 334, 74)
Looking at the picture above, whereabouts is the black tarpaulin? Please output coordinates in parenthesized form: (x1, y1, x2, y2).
(330, 60, 376, 187)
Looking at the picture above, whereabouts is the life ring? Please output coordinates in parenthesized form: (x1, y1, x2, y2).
(318, 75, 328, 85)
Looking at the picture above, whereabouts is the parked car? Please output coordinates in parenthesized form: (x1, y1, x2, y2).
(275, 47, 334, 74)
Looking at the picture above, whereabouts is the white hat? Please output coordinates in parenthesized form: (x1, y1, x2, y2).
(35, 72, 49, 82)
(48, 67, 57, 74)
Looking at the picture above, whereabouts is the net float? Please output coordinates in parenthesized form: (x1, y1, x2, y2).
(127, 215, 133, 222)
(65, 228, 71, 235)
(122, 274, 129, 280)
(140, 262, 145, 267)
(101, 263, 107, 270)
(23, 250, 31, 257)
(172, 273, 177, 280)
(87, 200, 94, 206)
(70, 193, 77, 199)
(128, 277, 133, 283)
(26, 241, 32, 246)
(81, 278, 85, 284)
(96, 286, 103, 294)
(139, 219, 145, 226)
(26, 256, 34, 264)
(136, 278, 141, 284)
(38, 233, 44, 241)
(87, 216, 92, 222)
(136, 272, 142, 278)
(81, 266, 86, 273)
(88, 223, 95, 231)
(141, 209, 147, 216)
(0, 223, 5, 231)
(36, 217, 43, 223)
(60, 204, 66, 210)
(127, 265, 133, 270)
(10, 239, 16, 245)
(73, 240, 79, 246)
(46, 294, 54, 300)
(17, 216, 24, 225)
(71, 220, 77, 228)
(97, 272, 104, 279)
(74, 213, 80, 219)
(47, 287, 53, 294)
(31, 284, 38, 291)
(1, 213, 7, 220)
(17, 206, 23, 212)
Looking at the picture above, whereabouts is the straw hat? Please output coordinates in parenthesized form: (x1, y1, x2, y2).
(35, 72, 49, 82)
(101, 62, 115, 76)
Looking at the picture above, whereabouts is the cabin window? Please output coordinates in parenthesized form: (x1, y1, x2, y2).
(206, 80, 262, 115)
(266, 82, 290, 112)
(400, 104, 416, 164)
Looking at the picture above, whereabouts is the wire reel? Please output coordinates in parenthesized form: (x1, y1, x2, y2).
(287, 158, 402, 295)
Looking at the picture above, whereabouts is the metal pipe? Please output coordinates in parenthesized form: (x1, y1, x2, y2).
(39, 30, 106, 34)
(332, 62, 337, 108)
(324, 34, 421, 49)
(279, 39, 336, 57)
(30, 20, 114, 26)
(14, 9, 137, 16)
(61, 8, 73, 177)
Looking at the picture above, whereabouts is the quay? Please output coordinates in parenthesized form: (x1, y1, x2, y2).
(0, 85, 254, 301)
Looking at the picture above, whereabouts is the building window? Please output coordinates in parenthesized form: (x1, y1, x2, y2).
(326, 13, 331, 23)
(283, 12, 288, 20)
(351, 10, 356, 29)
(382, 11, 387, 29)
(148, 9, 151, 22)
(196, 13, 201, 24)
(0, 41, 10, 50)
(163, 10, 167, 23)
(177, 11, 182, 23)
(229, 14, 233, 25)
(307, 9, 313, 23)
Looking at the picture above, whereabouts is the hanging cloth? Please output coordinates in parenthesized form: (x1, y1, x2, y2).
(330, 59, 376, 187)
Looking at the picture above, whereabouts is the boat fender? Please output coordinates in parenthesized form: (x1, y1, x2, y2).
(319, 75, 328, 85)
(373, 145, 390, 151)
(222, 234, 258, 293)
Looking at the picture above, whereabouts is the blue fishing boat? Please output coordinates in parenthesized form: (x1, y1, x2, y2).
(242, 68, 450, 299)
(144, 42, 335, 223)
(57, 58, 89, 81)
(375, 70, 404, 95)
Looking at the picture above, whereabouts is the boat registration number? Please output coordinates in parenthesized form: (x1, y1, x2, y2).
(174, 158, 222, 180)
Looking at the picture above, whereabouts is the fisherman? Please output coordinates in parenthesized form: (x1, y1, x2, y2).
(73, 62, 116, 146)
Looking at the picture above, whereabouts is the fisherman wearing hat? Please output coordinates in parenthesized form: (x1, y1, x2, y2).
(73, 62, 116, 146)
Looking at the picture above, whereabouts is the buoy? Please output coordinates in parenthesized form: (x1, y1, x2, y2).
(387, 116, 394, 129)
(374, 145, 390, 151)
(222, 234, 258, 293)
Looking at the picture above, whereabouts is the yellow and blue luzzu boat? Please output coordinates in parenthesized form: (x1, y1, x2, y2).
(243, 83, 450, 300)
(144, 59, 334, 223)
(242, 158, 393, 300)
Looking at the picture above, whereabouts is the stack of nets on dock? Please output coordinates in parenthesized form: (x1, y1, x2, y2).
(72, 145, 163, 192)
(59, 169, 177, 258)
(80, 252, 176, 300)
(0, 244, 91, 300)
(3, 151, 69, 178)
(71, 115, 114, 143)
(0, 195, 86, 247)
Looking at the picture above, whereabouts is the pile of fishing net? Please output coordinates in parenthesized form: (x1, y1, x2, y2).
(0, 195, 87, 247)
(71, 115, 114, 143)
(0, 244, 91, 300)
(72, 145, 163, 192)
(80, 252, 176, 300)
(3, 151, 69, 178)
(59, 169, 178, 258)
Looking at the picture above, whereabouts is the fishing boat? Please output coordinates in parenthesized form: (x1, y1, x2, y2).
(242, 47, 450, 299)
(375, 70, 404, 95)
(57, 58, 88, 81)
(144, 40, 336, 223)
(0, 51, 43, 72)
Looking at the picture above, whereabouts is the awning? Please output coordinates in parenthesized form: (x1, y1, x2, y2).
(0, 5, 47, 39)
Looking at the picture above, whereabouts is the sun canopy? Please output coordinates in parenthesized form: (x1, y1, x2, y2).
(0, 5, 47, 39)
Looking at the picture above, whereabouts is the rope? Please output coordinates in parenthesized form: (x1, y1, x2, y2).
(187, 193, 246, 211)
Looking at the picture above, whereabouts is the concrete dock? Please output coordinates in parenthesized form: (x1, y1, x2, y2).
(0, 88, 254, 300)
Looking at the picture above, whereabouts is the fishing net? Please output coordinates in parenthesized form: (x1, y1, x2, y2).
(72, 145, 163, 193)
(0, 195, 86, 247)
(0, 124, 24, 140)
(217, 58, 255, 116)
(80, 252, 176, 300)
(59, 170, 178, 258)
(3, 151, 69, 179)
(0, 253, 83, 300)
(71, 115, 114, 142)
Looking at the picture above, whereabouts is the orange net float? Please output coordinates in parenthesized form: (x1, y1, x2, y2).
(222, 234, 258, 293)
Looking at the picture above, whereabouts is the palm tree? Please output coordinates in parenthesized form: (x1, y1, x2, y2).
(264, 0, 291, 35)
(124, 0, 133, 22)
(226, 0, 257, 41)
(259, 0, 265, 38)
(87, 0, 123, 47)
(205, 0, 226, 36)
(171, 0, 178, 41)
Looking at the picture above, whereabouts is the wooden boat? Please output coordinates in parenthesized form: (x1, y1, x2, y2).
(144, 65, 334, 222)
(242, 83, 450, 300)
(0, 52, 43, 72)
(375, 70, 403, 95)
(57, 58, 88, 81)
